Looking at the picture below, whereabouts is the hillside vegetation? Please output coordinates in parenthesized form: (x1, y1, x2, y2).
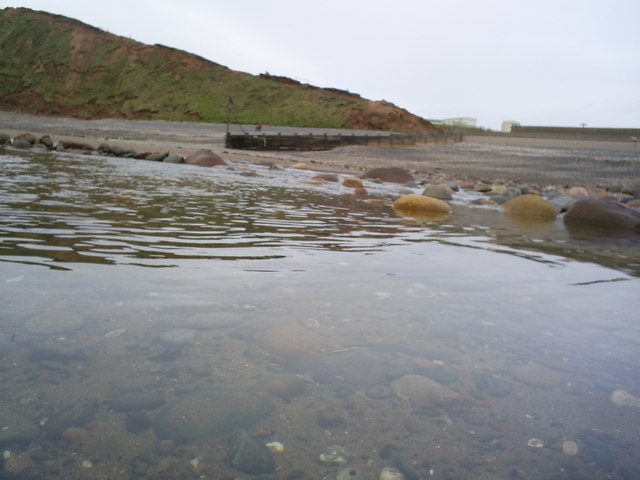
(0, 7, 439, 133)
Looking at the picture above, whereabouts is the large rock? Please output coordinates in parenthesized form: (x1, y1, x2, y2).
(312, 173, 339, 182)
(422, 184, 454, 200)
(511, 363, 563, 388)
(184, 149, 227, 167)
(391, 374, 462, 407)
(25, 311, 85, 335)
(393, 194, 451, 215)
(501, 194, 557, 219)
(14, 132, 36, 145)
(44, 399, 99, 440)
(284, 349, 408, 387)
(153, 388, 274, 444)
(360, 167, 414, 183)
(260, 326, 327, 358)
(226, 429, 276, 474)
(97, 143, 136, 157)
(253, 373, 309, 401)
(0, 410, 40, 446)
(563, 198, 640, 234)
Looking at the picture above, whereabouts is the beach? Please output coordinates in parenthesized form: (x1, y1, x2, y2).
(1, 111, 639, 194)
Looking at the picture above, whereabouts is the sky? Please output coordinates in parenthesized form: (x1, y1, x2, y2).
(3, 0, 639, 130)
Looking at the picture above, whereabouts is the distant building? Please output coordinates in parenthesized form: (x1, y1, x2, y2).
(501, 120, 520, 133)
(431, 117, 477, 128)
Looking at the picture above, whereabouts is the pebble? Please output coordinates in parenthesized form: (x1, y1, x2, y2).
(319, 445, 350, 465)
(379, 467, 406, 480)
(611, 389, 640, 408)
(527, 438, 544, 448)
(562, 440, 579, 455)
(104, 328, 127, 338)
(265, 441, 285, 453)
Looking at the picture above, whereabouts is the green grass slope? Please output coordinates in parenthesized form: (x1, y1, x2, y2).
(0, 7, 439, 132)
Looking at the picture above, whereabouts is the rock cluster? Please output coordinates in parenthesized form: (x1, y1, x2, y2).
(3, 131, 639, 236)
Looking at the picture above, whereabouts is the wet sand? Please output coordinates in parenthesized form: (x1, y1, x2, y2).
(1, 111, 639, 193)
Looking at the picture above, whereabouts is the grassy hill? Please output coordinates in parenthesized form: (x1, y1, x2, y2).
(0, 7, 439, 133)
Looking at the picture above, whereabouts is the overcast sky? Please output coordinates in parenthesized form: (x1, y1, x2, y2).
(3, 0, 639, 130)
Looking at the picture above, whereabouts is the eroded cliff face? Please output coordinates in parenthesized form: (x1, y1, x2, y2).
(0, 7, 439, 133)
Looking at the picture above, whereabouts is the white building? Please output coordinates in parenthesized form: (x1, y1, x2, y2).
(431, 117, 477, 128)
(501, 121, 520, 133)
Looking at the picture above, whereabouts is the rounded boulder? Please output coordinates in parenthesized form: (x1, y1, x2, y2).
(393, 194, 451, 215)
(501, 194, 557, 219)
(184, 149, 227, 167)
(563, 198, 640, 233)
(360, 167, 414, 183)
(153, 388, 274, 444)
(422, 184, 454, 200)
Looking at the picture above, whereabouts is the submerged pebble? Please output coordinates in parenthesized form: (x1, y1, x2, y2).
(527, 438, 544, 448)
(611, 389, 640, 408)
(562, 440, 579, 456)
(319, 445, 350, 465)
(379, 467, 405, 480)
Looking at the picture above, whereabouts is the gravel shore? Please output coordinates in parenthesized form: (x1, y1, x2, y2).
(2, 111, 639, 193)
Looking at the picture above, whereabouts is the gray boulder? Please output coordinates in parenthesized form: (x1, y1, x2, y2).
(0, 410, 40, 446)
(153, 387, 274, 444)
(226, 429, 276, 474)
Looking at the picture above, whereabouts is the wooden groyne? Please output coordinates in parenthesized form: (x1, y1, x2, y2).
(225, 131, 463, 151)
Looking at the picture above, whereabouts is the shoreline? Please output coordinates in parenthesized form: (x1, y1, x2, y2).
(1, 111, 639, 194)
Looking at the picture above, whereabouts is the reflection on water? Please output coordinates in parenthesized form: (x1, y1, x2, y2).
(1, 150, 640, 480)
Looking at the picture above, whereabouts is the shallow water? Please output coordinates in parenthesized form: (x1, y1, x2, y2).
(1, 149, 640, 479)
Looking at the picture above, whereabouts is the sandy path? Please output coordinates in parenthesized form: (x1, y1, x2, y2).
(1, 111, 639, 193)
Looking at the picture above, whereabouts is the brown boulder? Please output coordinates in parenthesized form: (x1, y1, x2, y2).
(360, 167, 414, 183)
(501, 194, 557, 219)
(391, 374, 462, 407)
(563, 198, 640, 233)
(343, 177, 364, 188)
(312, 173, 339, 182)
(184, 149, 227, 167)
(393, 194, 451, 215)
